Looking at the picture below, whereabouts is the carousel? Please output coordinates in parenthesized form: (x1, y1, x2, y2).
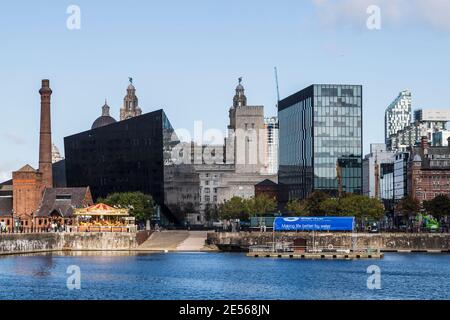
(72, 203, 136, 233)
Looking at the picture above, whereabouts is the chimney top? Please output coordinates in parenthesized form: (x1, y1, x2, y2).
(39, 79, 52, 95)
(421, 136, 429, 155)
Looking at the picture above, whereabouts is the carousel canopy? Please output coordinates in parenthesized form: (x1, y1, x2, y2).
(74, 203, 129, 216)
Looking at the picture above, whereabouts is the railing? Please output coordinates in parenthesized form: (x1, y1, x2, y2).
(248, 243, 380, 254)
(67, 225, 137, 233)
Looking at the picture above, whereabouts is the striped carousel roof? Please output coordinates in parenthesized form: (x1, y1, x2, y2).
(74, 203, 129, 216)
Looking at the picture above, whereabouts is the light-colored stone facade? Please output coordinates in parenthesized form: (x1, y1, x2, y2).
(120, 80, 142, 121)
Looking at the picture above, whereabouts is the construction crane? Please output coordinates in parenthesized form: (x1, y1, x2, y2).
(274, 67, 280, 108)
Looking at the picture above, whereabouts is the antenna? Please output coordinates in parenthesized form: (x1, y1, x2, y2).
(274, 67, 280, 107)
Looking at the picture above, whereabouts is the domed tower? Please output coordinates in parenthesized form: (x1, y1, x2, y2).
(120, 77, 142, 121)
(226, 77, 265, 174)
(233, 77, 247, 108)
(92, 100, 117, 129)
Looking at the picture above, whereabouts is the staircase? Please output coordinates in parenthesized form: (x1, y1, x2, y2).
(138, 230, 208, 251)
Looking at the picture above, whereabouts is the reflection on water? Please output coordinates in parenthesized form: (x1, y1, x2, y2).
(1, 252, 449, 300)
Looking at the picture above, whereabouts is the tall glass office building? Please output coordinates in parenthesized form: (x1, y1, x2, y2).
(278, 84, 363, 204)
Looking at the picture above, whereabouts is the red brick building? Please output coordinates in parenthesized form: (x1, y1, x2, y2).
(1, 80, 93, 232)
(255, 179, 278, 201)
(408, 136, 450, 203)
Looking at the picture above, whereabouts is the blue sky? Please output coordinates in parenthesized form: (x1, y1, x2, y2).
(1, 0, 450, 180)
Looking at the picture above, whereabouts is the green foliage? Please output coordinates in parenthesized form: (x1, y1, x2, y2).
(339, 194, 385, 220)
(285, 198, 309, 216)
(287, 193, 385, 220)
(423, 195, 450, 218)
(218, 195, 277, 221)
(319, 198, 342, 216)
(204, 203, 219, 221)
(245, 194, 277, 217)
(218, 196, 249, 221)
(304, 191, 329, 216)
(395, 196, 421, 217)
(98, 192, 155, 222)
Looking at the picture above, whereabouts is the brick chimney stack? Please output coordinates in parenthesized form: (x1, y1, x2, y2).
(39, 79, 53, 189)
(420, 136, 430, 154)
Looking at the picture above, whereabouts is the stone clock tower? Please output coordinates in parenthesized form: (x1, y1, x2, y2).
(120, 78, 142, 121)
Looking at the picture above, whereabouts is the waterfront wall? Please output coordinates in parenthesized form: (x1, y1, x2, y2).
(207, 232, 450, 252)
(0, 232, 138, 255)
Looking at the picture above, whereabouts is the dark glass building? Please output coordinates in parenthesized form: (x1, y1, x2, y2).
(278, 84, 363, 204)
(64, 109, 185, 224)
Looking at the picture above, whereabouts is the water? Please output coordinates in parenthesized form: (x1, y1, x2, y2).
(0, 252, 449, 300)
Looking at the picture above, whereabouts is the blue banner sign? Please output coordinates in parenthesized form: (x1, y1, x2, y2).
(273, 217, 355, 231)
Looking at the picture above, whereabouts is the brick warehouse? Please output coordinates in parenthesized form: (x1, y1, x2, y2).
(408, 136, 450, 202)
(0, 80, 93, 232)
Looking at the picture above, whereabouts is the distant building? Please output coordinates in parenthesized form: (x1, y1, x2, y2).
(119, 79, 142, 121)
(362, 143, 395, 198)
(385, 90, 412, 148)
(183, 80, 278, 221)
(386, 102, 450, 151)
(394, 152, 409, 201)
(433, 130, 450, 147)
(255, 179, 278, 201)
(0, 80, 93, 231)
(278, 84, 363, 204)
(263, 117, 279, 175)
(408, 136, 450, 202)
(52, 144, 64, 163)
(64, 109, 187, 225)
(92, 100, 117, 130)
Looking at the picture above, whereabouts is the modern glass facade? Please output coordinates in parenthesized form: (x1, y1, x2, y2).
(64, 109, 185, 224)
(278, 84, 363, 203)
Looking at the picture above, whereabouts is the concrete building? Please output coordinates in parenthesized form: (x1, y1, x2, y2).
(119, 78, 142, 121)
(387, 104, 450, 151)
(385, 90, 412, 148)
(186, 79, 277, 222)
(263, 117, 279, 175)
(394, 152, 409, 201)
(433, 130, 450, 147)
(362, 143, 396, 198)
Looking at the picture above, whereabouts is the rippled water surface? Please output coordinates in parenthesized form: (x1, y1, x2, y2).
(0, 252, 449, 300)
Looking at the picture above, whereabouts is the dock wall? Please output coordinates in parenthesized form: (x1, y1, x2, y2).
(207, 232, 450, 252)
(0, 232, 138, 255)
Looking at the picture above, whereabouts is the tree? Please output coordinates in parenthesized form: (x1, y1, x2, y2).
(218, 196, 249, 221)
(98, 192, 155, 222)
(319, 197, 343, 216)
(395, 196, 421, 217)
(245, 194, 277, 217)
(304, 191, 329, 216)
(204, 203, 219, 222)
(285, 198, 308, 216)
(339, 194, 385, 220)
(423, 195, 450, 218)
